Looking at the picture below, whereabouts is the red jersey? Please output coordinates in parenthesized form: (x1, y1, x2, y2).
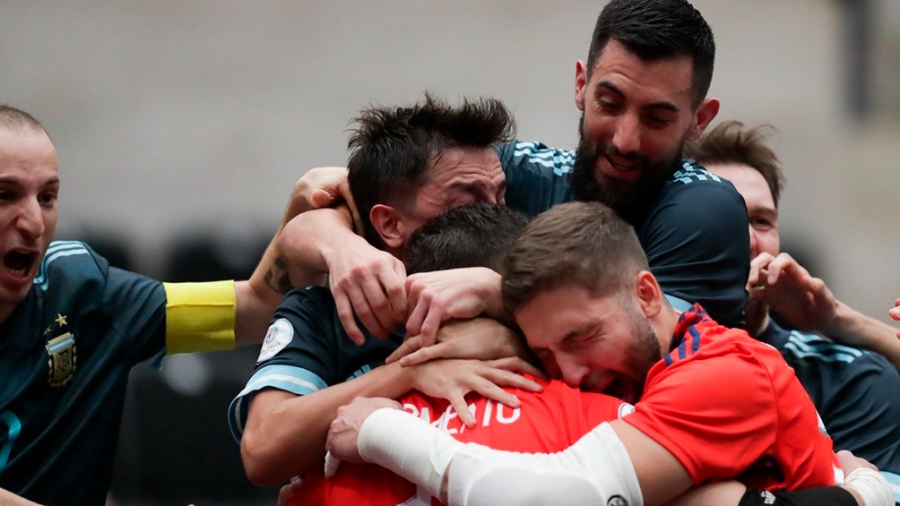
(625, 305, 839, 490)
(292, 376, 631, 506)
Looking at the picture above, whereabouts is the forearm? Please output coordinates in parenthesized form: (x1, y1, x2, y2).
(357, 409, 642, 506)
(824, 301, 900, 370)
(236, 187, 315, 346)
(233, 280, 282, 346)
(277, 207, 364, 286)
(235, 209, 357, 345)
(0, 488, 41, 506)
(242, 362, 417, 484)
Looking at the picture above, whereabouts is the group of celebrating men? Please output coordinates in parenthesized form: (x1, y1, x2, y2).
(1, 0, 899, 505)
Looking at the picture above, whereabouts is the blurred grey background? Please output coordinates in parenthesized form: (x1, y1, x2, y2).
(2, 1, 899, 504)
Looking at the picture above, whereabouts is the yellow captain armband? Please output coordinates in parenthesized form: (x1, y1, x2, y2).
(163, 280, 237, 354)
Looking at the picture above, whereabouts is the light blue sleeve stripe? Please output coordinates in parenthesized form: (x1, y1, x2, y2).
(511, 141, 575, 175)
(227, 365, 328, 441)
(880, 470, 900, 504)
(665, 294, 693, 312)
(34, 241, 91, 290)
(784, 331, 862, 363)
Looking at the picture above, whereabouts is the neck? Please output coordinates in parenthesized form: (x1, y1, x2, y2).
(653, 304, 681, 354)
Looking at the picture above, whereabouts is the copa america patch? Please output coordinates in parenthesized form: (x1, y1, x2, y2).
(607, 495, 629, 506)
(257, 318, 293, 363)
(618, 402, 635, 419)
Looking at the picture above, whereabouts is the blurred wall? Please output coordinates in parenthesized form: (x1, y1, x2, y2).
(2, 0, 899, 502)
(2, 1, 899, 317)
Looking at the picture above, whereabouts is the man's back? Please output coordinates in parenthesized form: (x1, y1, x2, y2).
(293, 377, 631, 505)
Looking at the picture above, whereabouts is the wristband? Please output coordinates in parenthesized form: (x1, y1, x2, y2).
(844, 468, 894, 506)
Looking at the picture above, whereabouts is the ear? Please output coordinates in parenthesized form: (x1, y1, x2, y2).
(634, 270, 664, 318)
(369, 204, 405, 250)
(687, 97, 720, 141)
(575, 60, 588, 112)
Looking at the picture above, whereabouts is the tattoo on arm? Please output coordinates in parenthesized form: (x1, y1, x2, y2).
(265, 255, 292, 293)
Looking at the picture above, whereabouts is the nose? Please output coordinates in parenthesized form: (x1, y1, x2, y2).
(17, 199, 45, 241)
(555, 353, 588, 389)
(611, 113, 640, 155)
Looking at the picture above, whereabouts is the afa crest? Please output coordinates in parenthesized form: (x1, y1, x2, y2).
(45, 314, 76, 388)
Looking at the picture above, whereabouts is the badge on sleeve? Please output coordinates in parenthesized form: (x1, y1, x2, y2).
(257, 318, 293, 363)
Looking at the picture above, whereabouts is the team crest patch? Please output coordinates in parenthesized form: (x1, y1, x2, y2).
(257, 318, 293, 363)
(607, 496, 629, 506)
(46, 331, 77, 388)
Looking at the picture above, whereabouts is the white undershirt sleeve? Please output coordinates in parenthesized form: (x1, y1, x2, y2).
(357, 408, 643, 506)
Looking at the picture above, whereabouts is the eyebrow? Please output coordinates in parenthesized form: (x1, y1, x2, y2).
(596, 81, 680, 114)
(749, 204, 778, 216)
(0, 176, 60, 186)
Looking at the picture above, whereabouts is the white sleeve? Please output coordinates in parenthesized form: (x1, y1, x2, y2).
(357, 408, 643, 506)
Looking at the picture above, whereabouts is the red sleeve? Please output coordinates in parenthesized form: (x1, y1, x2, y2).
(624, 337, 780, 483)
(624, 329, 837, 491)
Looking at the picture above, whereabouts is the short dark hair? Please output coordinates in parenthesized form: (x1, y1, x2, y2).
(685, 120, 784, 207)
(406, 202, 530, 275)
(586, 0, 715, 108)
(347, 93, 515, 249)
(0, 105, 46, 135)
(502, 201, 648, 314)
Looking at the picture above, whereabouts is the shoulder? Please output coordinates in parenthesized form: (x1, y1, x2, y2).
(664, 308, 781, 372)
(497, 139, 575, 176)
(34, 241, 117, 313)
(275, 286, 339, 323)
(499, 139, 575, 215)
(35, 241, 106, 291)
(668, 160, 731, 187)
(280, 285, 334, 310)
(656, 161, 745, 210)
(640, 161, 747, 239)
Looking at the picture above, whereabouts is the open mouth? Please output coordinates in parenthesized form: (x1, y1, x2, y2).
(4, 249, 38, 278)
(603, 155, 643, 181)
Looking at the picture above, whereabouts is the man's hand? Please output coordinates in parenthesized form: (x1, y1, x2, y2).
(890, 299, 900, 337)
(406, 357, 543, 427)
(386, 317, 532, 367)
(325, 397, 402, 468)
(293, 166, 364, 233)
(837, 449, 878, 475)
(747, 252, 837, 332)
(276, 476, 303, 506)
(326, 243, 408, 344)
(404, 267, 503, 347)
(837, 450, 895, 506)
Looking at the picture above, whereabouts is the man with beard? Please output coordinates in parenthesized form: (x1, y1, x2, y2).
(275, 0, 747, 347)
(497, 0, 745, 328)
(325, 202, 894, 506)
(299, 201, 885, 506)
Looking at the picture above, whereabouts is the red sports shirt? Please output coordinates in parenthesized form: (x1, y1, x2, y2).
(292, 376, 630, 506)
(624, 306, 840, 490)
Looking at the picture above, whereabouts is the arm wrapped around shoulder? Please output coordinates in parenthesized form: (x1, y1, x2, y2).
(358, 409, 642, 506)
